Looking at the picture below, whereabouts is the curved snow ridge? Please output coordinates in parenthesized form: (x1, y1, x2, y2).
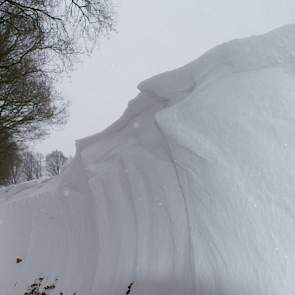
(139, 23, 295, 100)
(156, 66, 295, 294)
(1, 23, 295, 295)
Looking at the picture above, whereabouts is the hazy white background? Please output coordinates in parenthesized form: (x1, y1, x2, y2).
(36, 0, 295, 156)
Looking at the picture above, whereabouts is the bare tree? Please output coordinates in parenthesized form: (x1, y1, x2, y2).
(0, 0, 114, 183)
(0, 131, 21, 185)
(0, 1, 114, 73)
(0, 0, 114, 138)
(33, 152, 44, 179)
(6, 156, 23, 185)
(22, 151, 43, 181)
(46, 150, 67, 176)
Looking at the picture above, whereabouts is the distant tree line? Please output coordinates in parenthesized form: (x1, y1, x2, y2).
(0, 0, 114, 185)
(1, 149, 70, 185)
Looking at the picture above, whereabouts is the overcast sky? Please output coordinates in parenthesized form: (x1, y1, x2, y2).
(36, 0, 295, 156)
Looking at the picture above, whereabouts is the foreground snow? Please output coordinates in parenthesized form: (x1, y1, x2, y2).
(1, 24, 295, 294)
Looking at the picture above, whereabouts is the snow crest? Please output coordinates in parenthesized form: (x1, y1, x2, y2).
(1, 24, 295, 295)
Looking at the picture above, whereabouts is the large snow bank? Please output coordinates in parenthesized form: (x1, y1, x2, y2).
(1, 24, 295, 295)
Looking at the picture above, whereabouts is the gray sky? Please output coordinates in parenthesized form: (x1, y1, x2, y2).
(36, 0, 295, 156)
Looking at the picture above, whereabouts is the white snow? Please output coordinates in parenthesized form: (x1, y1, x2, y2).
(1, 24, 295, 294)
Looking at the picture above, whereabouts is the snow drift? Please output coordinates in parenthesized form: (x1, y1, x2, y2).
(1, 24, 295, 295)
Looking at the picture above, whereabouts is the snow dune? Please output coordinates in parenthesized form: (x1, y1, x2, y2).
(1, 24, 295, 294)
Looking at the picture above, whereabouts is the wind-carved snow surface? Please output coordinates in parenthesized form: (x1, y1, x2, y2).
(1, 24, 295, 295)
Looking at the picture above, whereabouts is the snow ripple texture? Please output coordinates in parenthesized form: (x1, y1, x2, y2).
(1, 24, 295, 295)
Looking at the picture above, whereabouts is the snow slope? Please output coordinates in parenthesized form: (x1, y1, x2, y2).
(1, 24, 295, 294)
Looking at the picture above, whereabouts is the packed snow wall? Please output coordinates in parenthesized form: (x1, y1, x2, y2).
(1, 24, 295, 295)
